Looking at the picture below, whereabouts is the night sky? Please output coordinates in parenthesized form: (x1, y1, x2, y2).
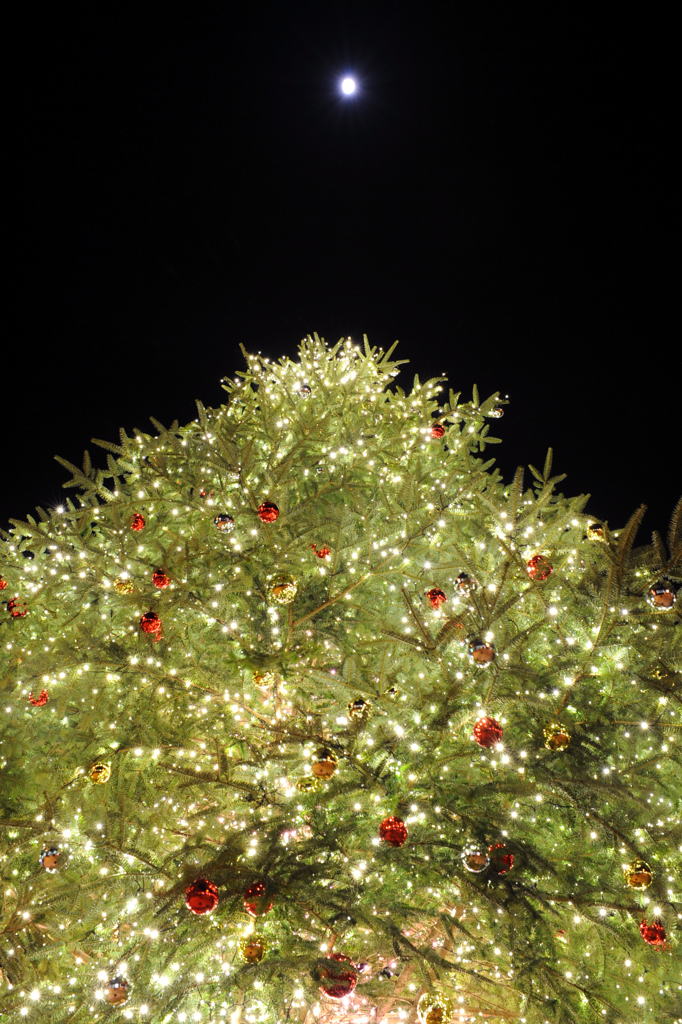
(7, 4, 678, 536)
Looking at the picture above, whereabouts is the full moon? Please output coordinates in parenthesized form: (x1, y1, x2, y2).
(340, 77, 357, 95)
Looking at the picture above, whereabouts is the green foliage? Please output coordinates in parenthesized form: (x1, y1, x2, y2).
(0, 335, 680, 1023)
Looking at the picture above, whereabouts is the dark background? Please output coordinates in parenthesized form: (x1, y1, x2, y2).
(7, 3, 678, 535)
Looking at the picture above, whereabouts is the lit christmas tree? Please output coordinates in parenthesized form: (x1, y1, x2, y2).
(1, 335, 680, 1023)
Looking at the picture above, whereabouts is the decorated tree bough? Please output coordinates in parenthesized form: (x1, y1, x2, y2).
(1, 335, 680, 1023)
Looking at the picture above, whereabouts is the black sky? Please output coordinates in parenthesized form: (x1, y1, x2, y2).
(7, 3, 679, 536)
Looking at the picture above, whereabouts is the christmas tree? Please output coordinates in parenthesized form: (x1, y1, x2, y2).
(1, 335, 680, 1024)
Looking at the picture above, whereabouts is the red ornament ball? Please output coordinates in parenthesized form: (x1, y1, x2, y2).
(140, 611, 162, 638)
(473, 717, 503, 748)
(152, 569, 170, 589)
(426, 587, 447, 609)
(28, 689, 49, 707)
(7, 598, 28, 618)
(130, 512, 146, 531)
(185, 877, 219, 915)
(311, 544, 331, 559)
(243, 880, 274, 917)
(639, 920, 666, 947)
(0, 576, 7, 590)
(314, 953, 358, 999)
(488, 842, 514, 874)
(431, 423, 445, 439)
(526, 555, 553, 581)
(379, 816, 408, 848)
(258, 501, 279, 523)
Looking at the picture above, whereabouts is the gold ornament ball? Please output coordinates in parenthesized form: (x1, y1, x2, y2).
(296, 775, 320, 793)
(468, 638, 496, 666)
(348, 696, 372, 720)
(103, 977, 129, 1006)
(89, 762, 111, 784)
(113, 576, 133, 594)
(253, 670, 276, 687)
(543, 723, 571, 752)
(586, 522, 605, 541)
(461, 843, 490, 873)
(417, 992, 455, 1024)
(40, 847, 62, 872)
(647, 583, 677, 611)
(311, 749, 338, 780)
(455, 572, 478, 597)
(238, 933, 268, 964)
(266, 574, 298, 605)
(624, 859, 653, 891)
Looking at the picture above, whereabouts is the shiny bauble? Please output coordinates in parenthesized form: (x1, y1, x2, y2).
(89, 763, 111, 785)
(266, 574, 298, 605)
(140, 611, 162, 637)
(129, 513, 146, 531)
(647, 583, 677, 611)
(238, 933, 268, 963)
(152, 569, 170, 589)
(253, 669, 276, 687)
(639, 920, 666, 947)
(296, 775, 320, 793)
(28, 689, 49, 707)
(40, 847, 61, 872)
(7, 598, 28, 618)
(469, 639, 496, 666)
(488, 842, 514, 874)
(417, 992, 455, 1024)
(472, 716, 503, 748)
(455, 572, 478, 597)
(624, 859, 653, 891)
(243, 880, 273, 917)
(311, 749, 338, 780)
(257, 501, 280, 523)
(103, 977, 130, 1006)
(379, 816, 408, 848)
(426, 587, 447, 609)
(311, 543, 331, 558)
(185, 877, 219, 915)
(298, 384, 312, 397)
(0, 576, 7, 590)
(526, 555, 553, 581)
(461, 844, 490, 873)
(543, 722, 571, 752)
(314, 953, 358, 999)
(489, 406, 504, 419)
(385, 684, 400, 698)
(431, 423, 445, 439)
(214, 513, 235, 533)
(347, 697, 372, 720)
(113, 575, 134, 594)
(586, 522, 604, 541)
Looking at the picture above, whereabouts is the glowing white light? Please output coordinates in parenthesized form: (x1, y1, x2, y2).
(341, 77, 357, 95)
